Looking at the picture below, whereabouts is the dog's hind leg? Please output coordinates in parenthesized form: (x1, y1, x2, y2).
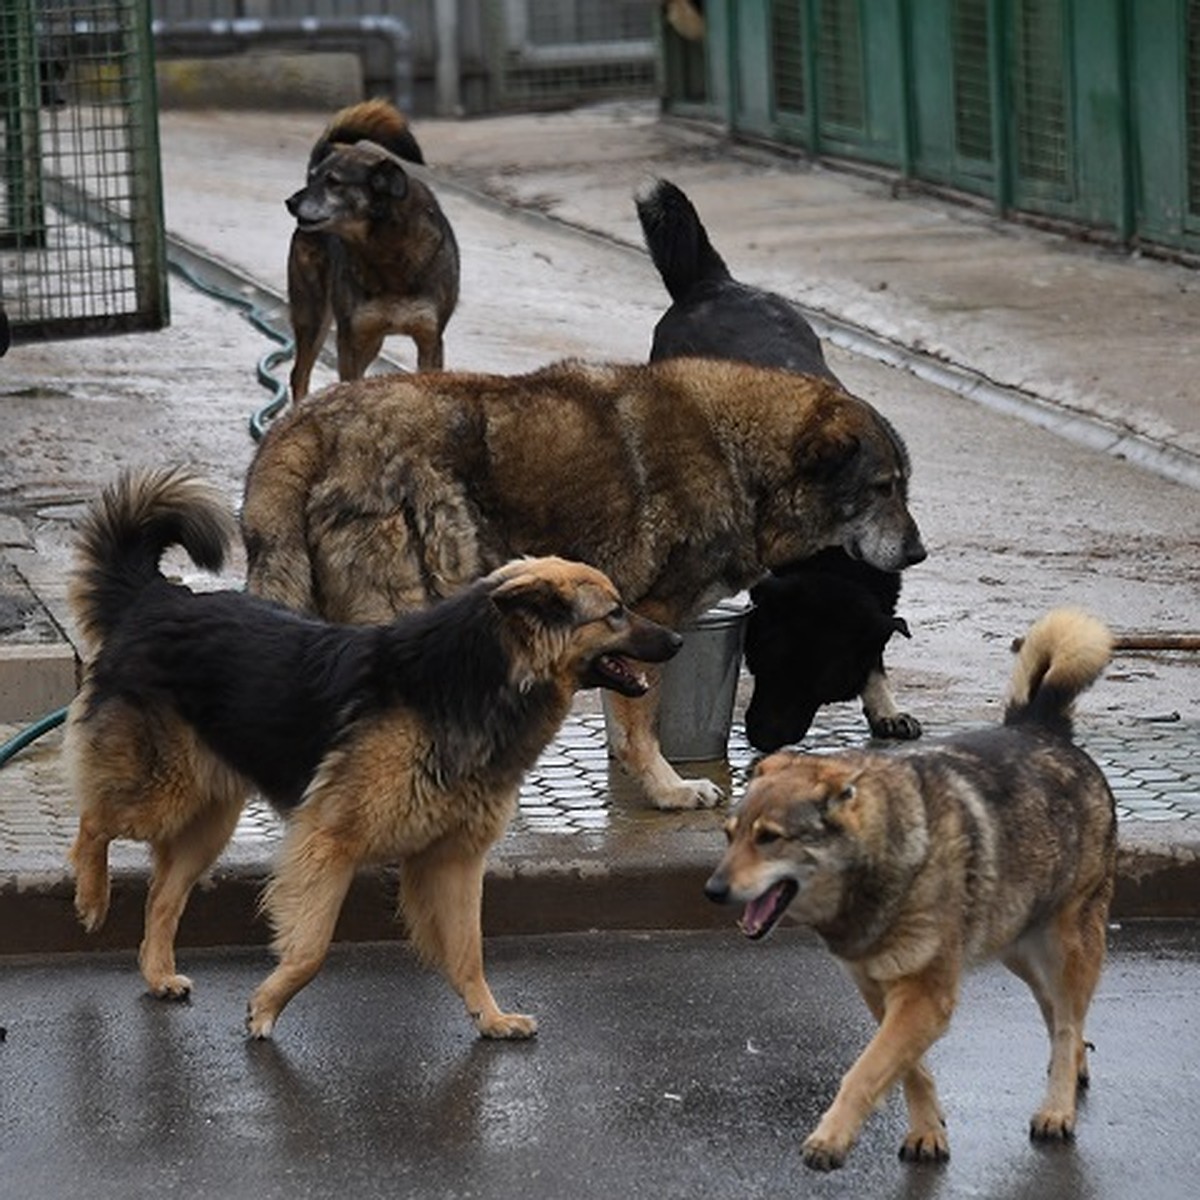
(861, 667, 921, 740)
(605, 683, 723, 810)
(246, 823, 357, 1038)
(70, 810, 114, 934)
(411, 319, 444, 372)
(400, 835, 536, 1039)
(140, 793, 244, 999)
(1009, 895, 1109, 1141)
(336, 324, 385, 383)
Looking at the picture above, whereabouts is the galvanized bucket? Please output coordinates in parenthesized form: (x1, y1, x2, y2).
(604, 593, 752, 763)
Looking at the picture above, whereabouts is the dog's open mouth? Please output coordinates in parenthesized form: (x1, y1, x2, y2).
(586, 653, 650, 697)
(293, 215, 334, 233)
(738, 879, 799, 940)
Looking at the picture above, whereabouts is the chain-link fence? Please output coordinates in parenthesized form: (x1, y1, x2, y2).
(1, 0, 167, 342)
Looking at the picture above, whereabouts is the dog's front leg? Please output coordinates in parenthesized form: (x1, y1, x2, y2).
(803, 969, 955, 1171)
(861, 668, 922, 741)
(287, 228, 333, 402)
(854, 971, 948, 1162)
(605, 679, 723, 810)
(400, 837, 536, 1039)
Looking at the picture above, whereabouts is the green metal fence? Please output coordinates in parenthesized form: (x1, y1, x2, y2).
(1, 0, 167, 342)
(661, 0, 1200, 258)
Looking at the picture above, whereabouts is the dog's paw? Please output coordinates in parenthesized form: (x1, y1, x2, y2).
(477, 1011, 538, 1040)
(868, 711, 922, 740)
(899, 1126, 950, 1164)
(147, 974, 193, 1002)
(75, 901, 108, 934)
(652, 778, 724, 810)
(801, 1132, 849, 1172)
(74, 888, 109, 933)
(1029, 1108, 1076, 1142)
(245, 1002, 275, 1040)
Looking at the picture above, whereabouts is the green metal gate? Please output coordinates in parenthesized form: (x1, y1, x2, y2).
(1, 0, 167, 342)
(1130, 0, 1200, 255)
(662, 0, 1200, 257)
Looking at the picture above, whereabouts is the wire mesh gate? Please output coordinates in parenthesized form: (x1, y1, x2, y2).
(0, 0, 167, 342)
(485, 0, 658, 110)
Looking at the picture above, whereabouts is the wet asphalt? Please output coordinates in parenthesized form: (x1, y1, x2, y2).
(2, 920, 1198, 1200)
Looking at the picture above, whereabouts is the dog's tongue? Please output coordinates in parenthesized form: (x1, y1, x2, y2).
(738, 880, 797, 940)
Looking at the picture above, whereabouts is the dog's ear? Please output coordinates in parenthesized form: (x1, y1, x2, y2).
(817, 771, 863, 826)
(793, 422, 862, 480)
(370, 158, 410, 200)
(491, 572, 574, 627)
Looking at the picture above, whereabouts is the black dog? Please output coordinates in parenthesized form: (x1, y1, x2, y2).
(635, 177, 921, 750)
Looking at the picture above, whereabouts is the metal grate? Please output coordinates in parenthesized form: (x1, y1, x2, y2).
(1188, 0, 1200, 215)
(1, 0, 167, 340)
(1011, 0, 1068, 189)
(525, 0, 653, 45)
(771, 0, 805, 118)
(817, 0, 863, 133)
(952, 0, 991, 162)
(487, 0, 657, 109)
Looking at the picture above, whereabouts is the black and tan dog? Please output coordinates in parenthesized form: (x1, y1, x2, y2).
(706, 608, 1116, 1170)
(65, 468, 680, 1037)
(241, 357, 926, 813)
(286, 99, 459, 399)
(636, 177, 920, 750)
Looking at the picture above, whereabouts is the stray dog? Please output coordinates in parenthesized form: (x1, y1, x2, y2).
(705, 608, 1116, 1170)
(286, 99, 459, 400)
(636, 177, 920, 749)
(743, 549, 911, 751)
(241, 357, 925, 812)
(65, 467, 680, 1037)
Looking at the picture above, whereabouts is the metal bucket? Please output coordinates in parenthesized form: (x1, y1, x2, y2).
(604, 594, 751, 764)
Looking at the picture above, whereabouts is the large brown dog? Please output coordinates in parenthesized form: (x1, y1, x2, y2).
(241, 357, 925, 811)
(705, 608, 1117, 1170)
(286, 100, 459, 399)
(65, 468, 680, 1037)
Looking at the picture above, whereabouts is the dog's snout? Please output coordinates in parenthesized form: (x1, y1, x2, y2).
(285, 190, 303, 217)
(903, 538, 927, 567)
(704, 873, 730, 904)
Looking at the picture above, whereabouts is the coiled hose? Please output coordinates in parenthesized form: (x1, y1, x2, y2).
(170, 259, 294, 441)
(0, 263, 294, 767)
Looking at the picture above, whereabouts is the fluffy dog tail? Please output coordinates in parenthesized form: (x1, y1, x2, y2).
(310, 98, 425, 168)
(1004, 608, 1113, 739)
(635, 177, 731, 302)
(69, 468, 236, 652)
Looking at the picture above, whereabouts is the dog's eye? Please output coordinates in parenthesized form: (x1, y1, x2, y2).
(606, 604, 626, 626)
(754, 828, 782, 846)
(873, 478, 897, 498)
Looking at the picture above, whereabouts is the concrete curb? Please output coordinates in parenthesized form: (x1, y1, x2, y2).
(3, 825, 1197, 960)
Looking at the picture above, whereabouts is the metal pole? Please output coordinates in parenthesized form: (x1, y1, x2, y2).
(434, 0, 461, 116)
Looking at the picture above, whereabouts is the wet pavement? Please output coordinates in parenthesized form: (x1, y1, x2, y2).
(3, 922, 1199, 1200)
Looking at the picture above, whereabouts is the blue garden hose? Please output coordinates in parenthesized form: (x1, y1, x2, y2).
(0, 263, 294, 767)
